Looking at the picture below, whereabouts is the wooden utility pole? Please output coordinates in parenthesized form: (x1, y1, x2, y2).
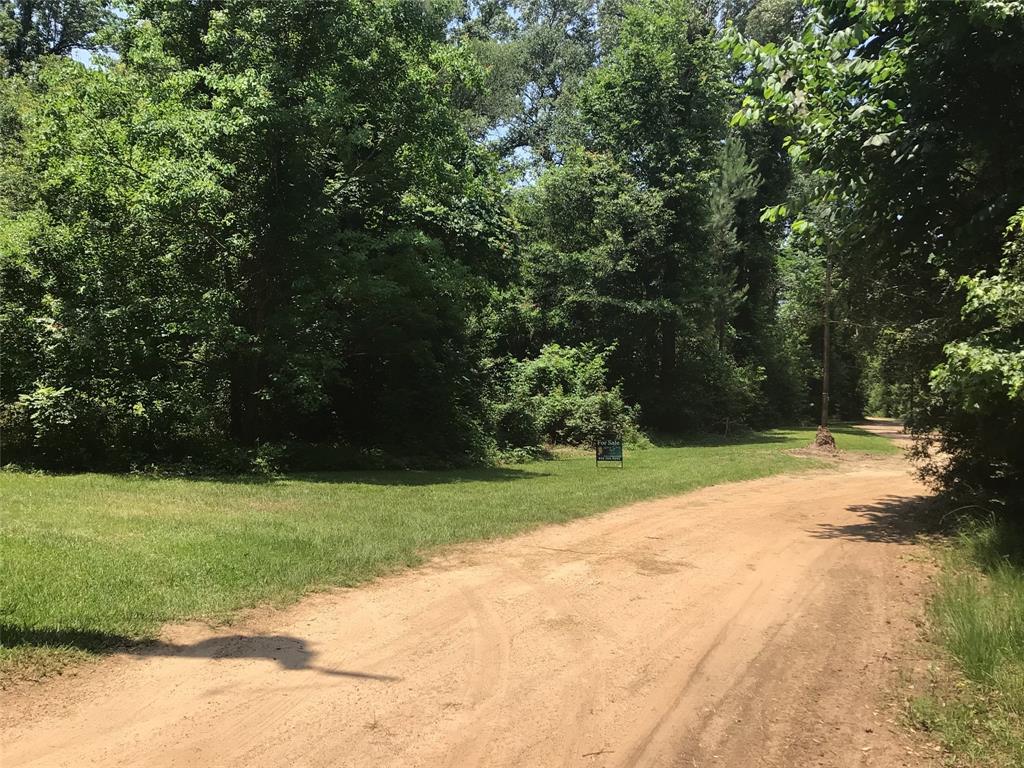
(821, 243, 832, 428)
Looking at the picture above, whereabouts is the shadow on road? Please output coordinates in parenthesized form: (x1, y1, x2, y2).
(809, 494, 947, 544)
(142, 634, 401, 680)
(1, 626, 399, 682)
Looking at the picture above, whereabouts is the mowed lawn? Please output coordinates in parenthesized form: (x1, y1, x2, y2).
(0, 425, 897, 679)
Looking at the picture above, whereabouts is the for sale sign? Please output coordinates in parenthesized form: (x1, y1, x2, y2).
(596, 439, 623, 467)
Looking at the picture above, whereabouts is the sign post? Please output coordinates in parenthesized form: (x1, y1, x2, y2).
(595, 438, 624, 468)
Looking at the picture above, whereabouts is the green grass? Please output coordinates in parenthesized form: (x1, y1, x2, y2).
(911, 518, 1024, 767)
(0, 424, 891, 681)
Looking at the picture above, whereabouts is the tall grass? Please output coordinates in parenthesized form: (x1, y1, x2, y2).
(914, 517, 1024, 767)
(934, 521, 1024, 705)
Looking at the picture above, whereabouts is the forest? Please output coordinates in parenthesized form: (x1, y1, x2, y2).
(1, 0, 1021, 508)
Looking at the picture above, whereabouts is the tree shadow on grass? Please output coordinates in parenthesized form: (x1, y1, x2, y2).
(12, 465, 554, 488)
(647, 431, 794, 449)
(808, 494, 950, 545)
(168, 465, 553, 487)
(285, 466, 552, 487)
(1, 626, 399, 681)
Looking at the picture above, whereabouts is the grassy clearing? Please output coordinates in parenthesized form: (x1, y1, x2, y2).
(0, 424, 890, 682)
(911, 518, 1024, 767)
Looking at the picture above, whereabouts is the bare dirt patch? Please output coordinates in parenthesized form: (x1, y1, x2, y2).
(1, 425, 941, 767)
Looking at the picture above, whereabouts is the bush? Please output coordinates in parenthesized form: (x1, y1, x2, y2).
(493, 399, 543, 451)
(2, 386, 137, 469)
(490, 344, 645, 450)
(0, 382, 240, 472)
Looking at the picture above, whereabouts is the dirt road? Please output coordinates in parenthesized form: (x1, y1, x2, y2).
(2, 425, 938, 767)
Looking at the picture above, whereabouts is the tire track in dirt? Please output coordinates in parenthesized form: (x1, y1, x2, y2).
(441, 585, 513, 767)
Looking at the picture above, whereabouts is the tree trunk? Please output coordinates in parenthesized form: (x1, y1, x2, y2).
(821, 243, 832, 428)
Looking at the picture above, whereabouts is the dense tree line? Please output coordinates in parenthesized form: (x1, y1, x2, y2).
(732, 0, 1024, 504)
(1, 0, 1021, 502)
(3, 0, 520, 468)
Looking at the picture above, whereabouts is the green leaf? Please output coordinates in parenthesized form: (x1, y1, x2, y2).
(862, 132, 892, 147)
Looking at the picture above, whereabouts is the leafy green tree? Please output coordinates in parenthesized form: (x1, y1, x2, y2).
(572, 0, 731, 426)
(1, 35, 234, 467)
(719, 0, 805, 42)
(517, 148, 671, 412)
(707, 135, 759, 352)
(456, 0, 600, 167)
(1, 0, 114, 73)
(714, 0, 811, 423)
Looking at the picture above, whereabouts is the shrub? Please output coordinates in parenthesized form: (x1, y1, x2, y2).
(490, 344, 645, 450)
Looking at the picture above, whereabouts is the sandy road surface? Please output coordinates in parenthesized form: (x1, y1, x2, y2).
(2, 424, 938, 767)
